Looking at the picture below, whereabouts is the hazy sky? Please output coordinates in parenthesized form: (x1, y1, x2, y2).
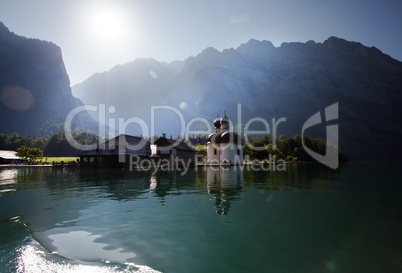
(1, 0, 401, 85)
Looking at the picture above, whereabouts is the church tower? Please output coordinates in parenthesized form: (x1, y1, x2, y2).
(207, 113, 243, 165)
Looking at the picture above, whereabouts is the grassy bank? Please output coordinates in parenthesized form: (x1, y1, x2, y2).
(44, 157, 79, 163)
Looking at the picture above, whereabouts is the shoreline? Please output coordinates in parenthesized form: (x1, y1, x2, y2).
(0, 164, 53, 168)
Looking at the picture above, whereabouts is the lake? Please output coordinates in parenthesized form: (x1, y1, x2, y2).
(0, 162, 401, 273)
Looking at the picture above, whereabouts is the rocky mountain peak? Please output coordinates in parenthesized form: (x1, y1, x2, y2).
(0, 21, 94, 136)
(0, 21, 9, 32)
(236, 39, 276, 62)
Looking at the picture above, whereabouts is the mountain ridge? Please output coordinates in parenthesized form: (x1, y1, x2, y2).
(0, 21, 94, 136)
(72, 36, 402, 161)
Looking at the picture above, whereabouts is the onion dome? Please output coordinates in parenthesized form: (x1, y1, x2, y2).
(220, 132, 240, 144)
(214, 118, 221, 129)
(220, 115, 229, 125)
(208, 133, 222, 144)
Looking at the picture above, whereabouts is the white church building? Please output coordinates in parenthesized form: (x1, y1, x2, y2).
(207, 114, 243, 165)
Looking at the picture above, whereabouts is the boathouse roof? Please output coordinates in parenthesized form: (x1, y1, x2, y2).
(80, 134, 151, 157)
(154, 137, 196, 152)
(0, 150, 19, 160)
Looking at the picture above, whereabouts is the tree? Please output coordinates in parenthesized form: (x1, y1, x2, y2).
(242, 134, 347, 162)
(243, 139, 268, 160)
(194, 144, 207, 156)
(16, 145, 43, 162)
(28, 147, 43, 161)
(16, 145, 29, 160)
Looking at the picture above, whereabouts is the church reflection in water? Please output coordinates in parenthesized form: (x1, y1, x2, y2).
(206, 167, 243, 215)
(147, 167, 243, 215)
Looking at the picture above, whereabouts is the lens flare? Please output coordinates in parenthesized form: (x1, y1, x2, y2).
(326, 260, 336, 272)
(179, 102, 188, 111)
(149, 70, 158, 79)
(1, 86, 34, 111)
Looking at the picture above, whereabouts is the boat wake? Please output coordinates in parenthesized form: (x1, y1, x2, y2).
(2, 218, 160, 273)
(16, 243, 160, 273)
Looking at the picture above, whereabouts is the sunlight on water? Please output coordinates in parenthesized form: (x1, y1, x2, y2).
(0, 169, 18, 183)
(48, 231, 136, 262)
(16, 245, 160, 273)
(0, 169, 17, 194)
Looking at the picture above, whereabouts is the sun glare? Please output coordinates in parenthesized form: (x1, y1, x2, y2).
(85, 3, 129, 47)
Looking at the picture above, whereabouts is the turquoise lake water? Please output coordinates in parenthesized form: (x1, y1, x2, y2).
(0, 163, 401, 273)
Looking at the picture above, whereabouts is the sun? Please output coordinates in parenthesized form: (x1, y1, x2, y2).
(85, 3, 129, 47)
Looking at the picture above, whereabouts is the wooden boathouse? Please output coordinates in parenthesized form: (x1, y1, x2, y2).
(150, 134, 196, 166)
(79, 134, 151, 168)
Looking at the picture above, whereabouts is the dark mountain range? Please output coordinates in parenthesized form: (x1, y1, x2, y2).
(73, 37, 402, 161)
(0, 21, 94, 137)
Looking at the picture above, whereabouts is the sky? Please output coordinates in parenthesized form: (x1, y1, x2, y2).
(0, 0, 401, 86)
